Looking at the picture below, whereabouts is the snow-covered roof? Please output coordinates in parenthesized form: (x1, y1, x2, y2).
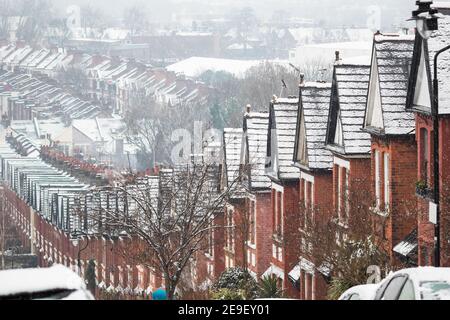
(364, 33, 416, 136)
(407, 5, 450, 115)
(266, 97, 300, 180)
(326, 63, 372, 155)
(393, 228, 418, 259)
(243, 111, 271, 191)
(294, 83, 333, 171)
(223, 128, 243, 189)
(72, 118, 126, 143)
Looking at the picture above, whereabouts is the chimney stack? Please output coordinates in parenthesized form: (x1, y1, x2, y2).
(299, 73, 305, 87)
(335, 50, 341, 64)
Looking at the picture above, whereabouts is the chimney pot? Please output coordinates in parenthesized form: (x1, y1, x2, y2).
(335, 50, 340, 62)
(299, 73, 305, 87)
(246, 104, 251, 113)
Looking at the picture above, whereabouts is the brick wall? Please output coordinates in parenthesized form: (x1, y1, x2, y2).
(416, 114, 450, 267)
(254, 192, 273, 277)
(371, 135, 418, 265)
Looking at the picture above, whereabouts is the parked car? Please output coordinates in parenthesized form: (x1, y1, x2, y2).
(374, 267, 450, 300)
(0, 265, 95, 300)
(339, 284, 379, 300)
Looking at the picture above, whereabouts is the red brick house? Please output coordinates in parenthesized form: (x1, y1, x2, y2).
(293, 81, 333, 300)
(405, 4, 450, 267)
(264, 97, 300, 298)
(363, 33, 418, 266)
(325, 60, 373, 246)
(239, 111, 272, 279)
(221, 128, 246, 270)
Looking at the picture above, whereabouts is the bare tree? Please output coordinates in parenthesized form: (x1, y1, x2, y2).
(80, 5, 105, 36)
(298, 176, 396, 299)
(85, 162, 241, 300)
(123, 4, 148, 36)
(124, 87, 212, 169)
(0, 0, 52, 44)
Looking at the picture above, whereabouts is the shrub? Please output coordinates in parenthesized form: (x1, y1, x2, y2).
(258, 276, 284, 299)
(211, 288, 247, 300)
(212, 267, 258, 300)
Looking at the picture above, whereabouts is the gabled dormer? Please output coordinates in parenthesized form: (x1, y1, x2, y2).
(293, 82, 333, 172)
(363, 33, 416, 136)
(222, 128, 244, 193)
(241, 111, 271, 192)
(265, 97, 300, 182)
(364, 46, 384, 132)
(406, 5, 450, 115)
(326, 62, 371, 156)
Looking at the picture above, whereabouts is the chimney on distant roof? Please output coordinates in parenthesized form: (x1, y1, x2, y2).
(335, 51, 342, 65)
(299, 73, 305, 87)
(246, 104, 251, 113)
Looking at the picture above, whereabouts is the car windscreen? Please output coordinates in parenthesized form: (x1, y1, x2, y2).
(420, 281, 450, 300)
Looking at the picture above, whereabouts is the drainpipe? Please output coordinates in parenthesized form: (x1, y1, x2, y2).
(432, 44, 450, 267)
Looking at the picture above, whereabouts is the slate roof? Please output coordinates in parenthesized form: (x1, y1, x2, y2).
(295, 83, 333, 171)
(223, 128, 243, 189)
(0, 71, 100, 120)
(266, 98, 300, 180)
(364, 33, 416, 135)
(429, 4, 450, 112)
(407, 4, 450, 114)
(243, 112, 271, 191)
(326, 63, 372, 155)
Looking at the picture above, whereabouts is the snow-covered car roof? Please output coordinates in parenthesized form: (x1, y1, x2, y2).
(393, 267, 450, 283)
(0, 265, 89, 298)
(339, 284, 378, 300)
(375, 267, 450, 300)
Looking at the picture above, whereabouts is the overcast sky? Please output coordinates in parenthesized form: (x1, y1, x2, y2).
(51, 0, 417, 29)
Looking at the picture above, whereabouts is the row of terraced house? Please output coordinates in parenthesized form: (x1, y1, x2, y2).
(0, 3, 450, 300)
(215, 4, 450, 299)
(0, 41, 211, 119)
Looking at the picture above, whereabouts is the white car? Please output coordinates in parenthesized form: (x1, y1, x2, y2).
(339, 284, 379, 300)
(373, 267, 450, 300)
(0, 265, 95, 300)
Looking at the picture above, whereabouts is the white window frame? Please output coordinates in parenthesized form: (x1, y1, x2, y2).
(384, 153, 390, 210)
(375, 150, 381, 209)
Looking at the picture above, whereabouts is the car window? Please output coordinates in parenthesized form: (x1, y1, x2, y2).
(420, 281, 450, 300)
(381, 276, 407, 300)
(398, 280, 415, 300)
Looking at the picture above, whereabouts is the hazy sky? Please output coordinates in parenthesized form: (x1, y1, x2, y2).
(51, 0, 417, 29)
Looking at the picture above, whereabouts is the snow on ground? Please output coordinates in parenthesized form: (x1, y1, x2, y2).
(167, 57, 290, 79)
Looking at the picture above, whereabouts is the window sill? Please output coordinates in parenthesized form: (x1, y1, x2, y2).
(370, 207, 390, 218)
(273, 235, 284, 244)
(333, 219, 349, 229)
(224, 247, 235, 255)
(246, 242, 257, 250)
